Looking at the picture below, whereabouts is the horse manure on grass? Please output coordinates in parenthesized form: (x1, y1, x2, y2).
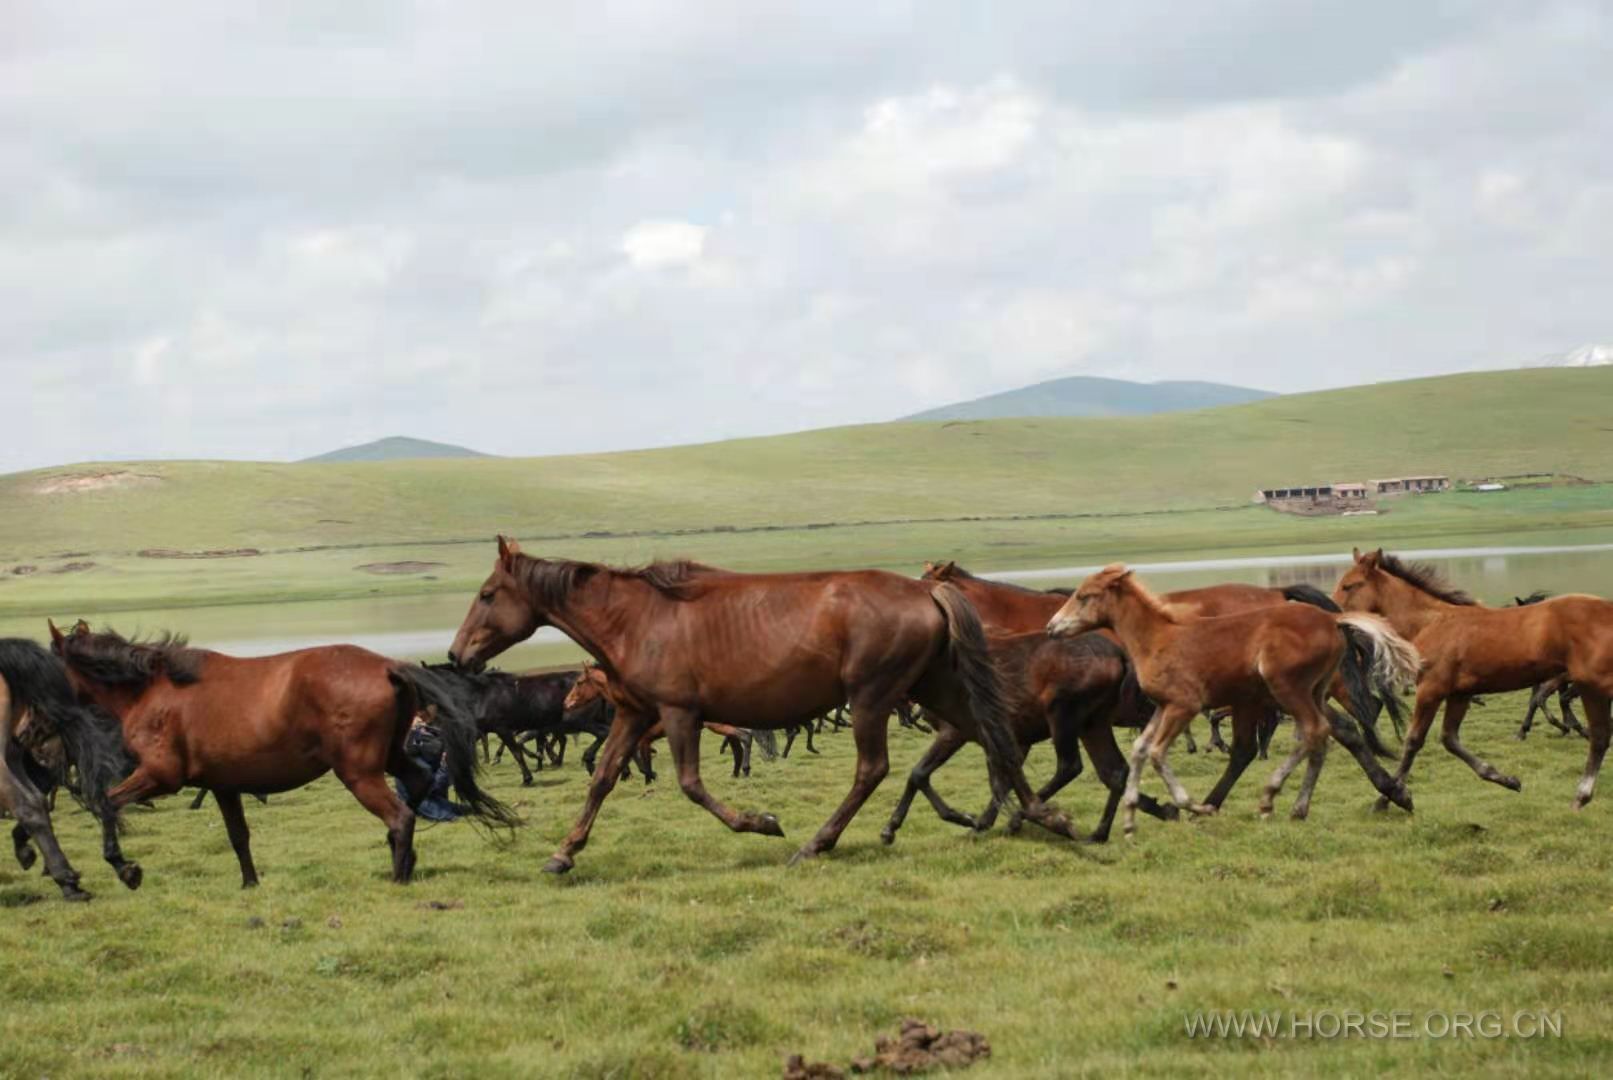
(785, 1019, 990, 1077)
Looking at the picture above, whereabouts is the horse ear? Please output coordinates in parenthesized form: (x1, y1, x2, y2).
(497, 535, 522, 567)
(1369, 548, 1385, 566)
(48, 618, 64, 645)
(1352, 547, 1363, 561)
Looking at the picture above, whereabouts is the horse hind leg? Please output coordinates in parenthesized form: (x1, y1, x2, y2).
(0, 750, 88, 901)
(1438, 695, 1522, 791)
(339, 771, 417, 884)
(881, 726, 972, 845)
(1289, 741, 1329, 820)
(1572, 689, 1610, 811)
(210, 789, 262, 888)
(792, 699, 893, 864)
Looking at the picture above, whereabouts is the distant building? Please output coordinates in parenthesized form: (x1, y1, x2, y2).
(1369, 475, 1450, 495)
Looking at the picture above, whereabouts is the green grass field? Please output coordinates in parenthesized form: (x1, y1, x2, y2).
(3, 693, 1609, 1078)
(3, 367, 1612, 622)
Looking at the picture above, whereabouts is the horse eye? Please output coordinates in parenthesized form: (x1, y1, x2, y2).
(479, 591, 494, 603)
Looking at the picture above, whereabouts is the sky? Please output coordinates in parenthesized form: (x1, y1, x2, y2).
(4, 1, 1610, 473)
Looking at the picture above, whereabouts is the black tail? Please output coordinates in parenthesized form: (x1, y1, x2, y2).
(1280, 583, 1342, 613)
(392, 665, 520, 831)
(0, 639, 135, 821)
(1336, 626, 1393, 757)
(929, 583, 1028, 804)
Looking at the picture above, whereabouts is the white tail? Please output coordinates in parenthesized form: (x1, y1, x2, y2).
(1338, 613, 1422, 693)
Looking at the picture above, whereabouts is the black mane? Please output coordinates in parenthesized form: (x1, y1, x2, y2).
(59, 629, 205, 688)
(1376, 553, 1477, 606)
(1514, 590, 1552, 607)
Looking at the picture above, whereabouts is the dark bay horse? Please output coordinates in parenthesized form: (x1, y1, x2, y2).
(1509, 594, 1585, 740)
(448, 538, 1075, 873)
(2, 638, 140, 901)
(561, 666, 761, 779)
(50, 622, 516, 886)
(882, 630, 1178, 845)
(1333, 549, 1613, 809)
(1048, 566, 1421, 832)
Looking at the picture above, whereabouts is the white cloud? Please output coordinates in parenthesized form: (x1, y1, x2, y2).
(1, 1, 1610, 472)
(620, 219, 706, 269)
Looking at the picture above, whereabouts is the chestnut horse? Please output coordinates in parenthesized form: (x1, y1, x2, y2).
(1048, 565, 1421, 832)
(881, 629, 1178, 845)
(448, 538, 1076, 873)
(1333, 549, 1613, 809)
(922, 560, 1400, 794)
(50, 622, 516, 886)
(563, 666, 765, 779)
(2, 638, 140, 901)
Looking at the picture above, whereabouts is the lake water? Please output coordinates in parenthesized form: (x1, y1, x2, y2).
(7, 541, 1613, 667)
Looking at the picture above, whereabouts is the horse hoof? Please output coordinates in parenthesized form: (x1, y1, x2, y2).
(541, 855, 574, 875)
(1500, 776, 1522, 792)
(1289, 807, 1310, 822)
(1159, 803, 1183, 821)
(880, 828, 896, 846)
(755, 813, 785, 838)
(1372, 795, 1391, 813)
(15, 847, 36, 872)
(1005, 814, 1024, 835)
(119, 863, 144, 890)
(1189, 804, 1218, 818)
(61, 886, 92, 903)
(241, 878, 260, 889)
(1086, 830, 1110, 844)
(1258, 807, 1274, 820)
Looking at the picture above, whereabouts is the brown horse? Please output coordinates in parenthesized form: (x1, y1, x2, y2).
(448, 538, 1076, 873)
(563, 667, 760, 778)
(1047, 566, 1420, 832)
(2, 638, 140, 901)
(50, 622, 516, 886)
(1332, 549, 1613, 809)
(881, 630, 1178, 845)
(922, 560, 1400, 786)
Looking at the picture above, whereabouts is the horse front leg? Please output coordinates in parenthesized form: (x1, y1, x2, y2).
(664, 710, 784, 837)
(1572, 689, 1610, 810)
(547, 709, 654, 874)
(1438, 694, 1521, 791)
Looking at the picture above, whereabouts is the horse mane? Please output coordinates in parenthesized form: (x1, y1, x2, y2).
(1514, 590, 1551, 607)
(926, 560, 1071, 597)
(61, 629, 205, 688)
(514, 555, 723, 605)
(1375, 552, 1477, 606)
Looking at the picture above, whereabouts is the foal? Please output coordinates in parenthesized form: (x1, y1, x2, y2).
(1333, 548, 1613, 809)
(1048, 566, 1420, 832)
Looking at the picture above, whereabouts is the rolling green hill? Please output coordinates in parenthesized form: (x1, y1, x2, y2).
(902, 375, 1274, 421)
(2, 367, 1611, 617)
(299, 435, 489, 463)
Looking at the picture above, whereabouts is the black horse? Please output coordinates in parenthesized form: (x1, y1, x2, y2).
(1, 638, 141, 901)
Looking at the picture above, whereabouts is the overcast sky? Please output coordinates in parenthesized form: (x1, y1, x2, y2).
(4, 2, 1609, 473)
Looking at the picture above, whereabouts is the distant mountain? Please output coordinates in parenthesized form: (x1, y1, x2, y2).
(902, 376, 1276, 422)
(299, 436, 491, 464)
(1530, 343, 1613, 369)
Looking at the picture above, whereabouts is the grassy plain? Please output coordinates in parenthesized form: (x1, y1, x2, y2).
(3, 693, 1610, 1078)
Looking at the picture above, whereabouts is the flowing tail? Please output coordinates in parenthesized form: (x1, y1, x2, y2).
(0, 639, 135, 823)
(392, 666, 521, 832)
(1280, 583, 1342, 613)
(751, 729, 779, 761)
(929, 583, 1031, 807)
(1337, 614, 1421, 754)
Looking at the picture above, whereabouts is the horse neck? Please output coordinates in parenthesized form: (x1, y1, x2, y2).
(66, 675, 147, 722)
(539, 571, 666, 680)
(1372, 575, 1453, 638)
(1102, 585, 1178, 657)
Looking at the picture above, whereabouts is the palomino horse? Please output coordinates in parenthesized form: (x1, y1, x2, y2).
(448, 538, 1075, 873)
(922, 560, 1401, 801)
(1047, 566, 1421, 832)
(881, 629, 1178, 845)
(1332, 549, 1613, 809)
(1, 638, 140, 901)
(50, 622, 516, 886)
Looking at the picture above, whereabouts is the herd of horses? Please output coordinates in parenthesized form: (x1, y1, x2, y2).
(3, 539, 1610, 901)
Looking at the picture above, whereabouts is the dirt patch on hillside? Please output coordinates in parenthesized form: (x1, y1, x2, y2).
(33, 471, 161, 495)
(356, 561, 447, 575)
(10, 565, 37, 576)
(50, 561, 96, 574)
(138, 548, 262, 559)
